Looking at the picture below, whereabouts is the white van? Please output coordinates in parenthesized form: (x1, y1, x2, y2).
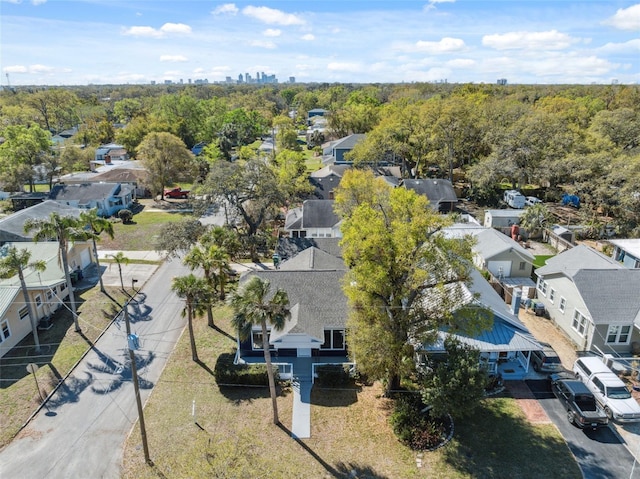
(573, 357, 640, 423)
(503, 190, 526, 209)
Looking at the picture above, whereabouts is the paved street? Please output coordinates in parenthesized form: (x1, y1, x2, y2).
(0, 258, 190, 479)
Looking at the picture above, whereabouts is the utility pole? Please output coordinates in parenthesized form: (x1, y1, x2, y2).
(123, 301, 152, 466)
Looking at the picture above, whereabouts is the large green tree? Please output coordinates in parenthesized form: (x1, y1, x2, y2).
(230, 276, 290, 425)
(335, 169, 491, 395)
(0, 124, 52, 191)
(137, 132, 196, 198)
(24, 213, 88, 332)
(0, 246, 46, 353)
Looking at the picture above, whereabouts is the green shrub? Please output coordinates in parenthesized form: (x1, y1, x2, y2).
(389, 394, 450, 451)
(315, 364, 352, 387)
(118, 208, 133, 224)
(214, 353, 278, 386)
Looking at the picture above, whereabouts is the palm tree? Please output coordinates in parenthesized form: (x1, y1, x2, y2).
(24, 212, 88, 332)
(0, 246, 46, 353)
(172, 274, 212, 362)
(108, 252, 130, 291)
(80, 209, 114, 293)
(183, 245, 217, 328)
(230, 276, 290, 425)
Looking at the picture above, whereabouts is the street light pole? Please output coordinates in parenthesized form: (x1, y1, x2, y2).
(123, 301, 152, 466)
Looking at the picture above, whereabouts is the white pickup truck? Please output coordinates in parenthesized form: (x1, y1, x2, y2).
(573, 357, 640, 423)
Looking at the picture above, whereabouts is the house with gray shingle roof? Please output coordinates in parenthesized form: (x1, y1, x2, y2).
(322, 134, 366, 165)
(49, 182, 134, 217)
(234, 246, 349, 364)
(402, 178, 458, 213)
(534, 244, 640, 353)
(0, 201, 84, 243)
(284, 200, 342, 239)
(473, 228, 535, 279)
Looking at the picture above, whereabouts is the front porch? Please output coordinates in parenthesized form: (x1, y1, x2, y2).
(236, 353, 352, 382)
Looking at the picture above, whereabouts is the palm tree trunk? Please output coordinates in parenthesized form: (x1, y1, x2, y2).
(261, 319, 279, 424)
(187, 306, 198, 362)
(60, 240, 79, 332)
(92, 238, 105, 292)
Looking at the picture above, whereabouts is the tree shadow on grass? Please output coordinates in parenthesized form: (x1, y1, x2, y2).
(335, 462, 391, 479)
(441, 397, 582, 479)
(212, 324, 236, 342)
(311, 386, 359, 407)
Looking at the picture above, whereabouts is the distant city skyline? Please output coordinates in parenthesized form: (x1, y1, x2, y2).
(1, 1, 639, 86)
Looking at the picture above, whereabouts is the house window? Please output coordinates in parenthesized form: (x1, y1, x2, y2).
(572, 310, 588, 336)
(606, 325, 631, 344)
(538, 280, 548, 296)
(46, 290, 53, 301)
(321, 329, 345, 350)
(19, 306, 29, 321)
(35, 295, 42, 307)
(549, 289, 556, 303)
(251, 330, 274, 351)
(519, 261, 526, 271)
(0, 320, 10, 343)
(559, 297, 566, 313)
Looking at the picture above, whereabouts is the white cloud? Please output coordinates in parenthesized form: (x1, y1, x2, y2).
(212, 3, 238, 15)
(32, 0, 47, 5)
(4, 64, 54, 74)
(598, 39, 640, 54)
(160, 55, 188, 62)
(249, 40, 277, 49)
(122, 26, 163, 38)
(483, 30, 578, 50)
(327, 62, 363, 73)
(603, 4, 640, 31)
(301, 34, 315, 41)
(414, 37, 465, 54)
(263, 29, 281, 37)
(122, 23, 191, 38)
(3, 65, 28, 73)
(242, 6, 305, 26)
(160, 23, 192, 35)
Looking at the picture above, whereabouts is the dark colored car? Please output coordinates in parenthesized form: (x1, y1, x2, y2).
(531, 343, 563, 373)
(550, 374, 609, 429)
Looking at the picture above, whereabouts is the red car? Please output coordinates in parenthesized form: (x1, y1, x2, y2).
(164, 187, 189, 199)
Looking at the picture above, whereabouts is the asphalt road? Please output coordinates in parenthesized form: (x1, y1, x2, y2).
(0, 258, 191, 479)
(527, 380, 640, 479)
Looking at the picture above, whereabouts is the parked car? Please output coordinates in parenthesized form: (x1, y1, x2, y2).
(550, 373, 609, 429)
(164, 187, 190, 199)
(573, 357, 640, 423)
(531, 343, 563, 373)
(525, 196, 542, 206)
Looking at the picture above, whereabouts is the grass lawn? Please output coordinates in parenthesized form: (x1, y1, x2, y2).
(122, 307, 581, 479)
(0, 285, 129, 448)
(533, 255, 554, 268)
(98, 208, 195, 251)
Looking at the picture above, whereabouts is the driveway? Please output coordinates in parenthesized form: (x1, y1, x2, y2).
(527, 379, 640, 479)
(0, 258, 191, 479)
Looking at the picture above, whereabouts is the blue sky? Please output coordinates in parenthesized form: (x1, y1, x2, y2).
(1, 0, 639, 86)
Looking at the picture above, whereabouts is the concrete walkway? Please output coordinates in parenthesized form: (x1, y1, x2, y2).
(291, 379, 312, 439)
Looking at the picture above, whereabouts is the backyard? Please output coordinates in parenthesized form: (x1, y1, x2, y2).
(121, 307, 581, 479)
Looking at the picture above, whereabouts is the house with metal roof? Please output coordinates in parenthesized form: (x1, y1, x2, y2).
(535, 244, 640, 354)
(0, 242, 79, 358)
(415, 267, 543, 379)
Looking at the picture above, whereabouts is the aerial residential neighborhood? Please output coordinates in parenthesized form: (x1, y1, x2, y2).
(1, 2, 640, 473)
